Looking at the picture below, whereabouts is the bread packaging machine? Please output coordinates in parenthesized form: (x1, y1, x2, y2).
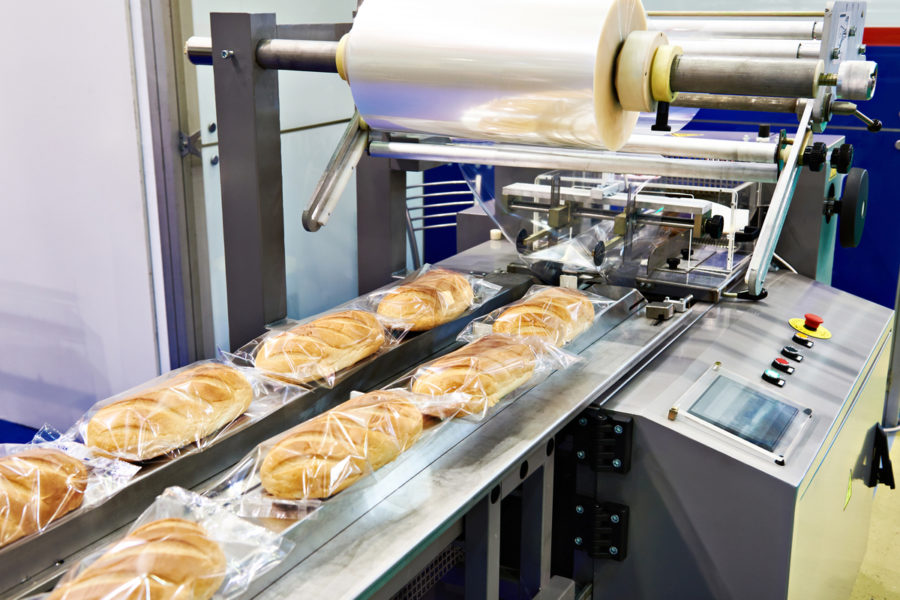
(3, 1, 895, 599)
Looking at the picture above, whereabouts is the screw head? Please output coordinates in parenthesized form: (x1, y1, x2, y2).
(578, 417, 587, 426)
(576, 450, 586, 460)
(614, 424, 624, 435)
(575, 505, 584, 514)
(895, 140, 900, 151)
(210, 155, 219, 166)
(858, 44, 866, 54)
(574, 536, 583, 546)
(612, 458, 623, 468)
(221, 49, 234, 59)
(609, 546, 619, 555)
(610, 514, 620, 524)
(208, 122, 216, 133)
(831, 48, 840, 59)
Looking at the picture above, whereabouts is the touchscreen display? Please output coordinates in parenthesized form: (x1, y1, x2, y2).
(688, 375, 798, 452)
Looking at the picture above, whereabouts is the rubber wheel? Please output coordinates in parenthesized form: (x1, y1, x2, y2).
(593, 241, 606, 266)
(840, 168, 868, 248)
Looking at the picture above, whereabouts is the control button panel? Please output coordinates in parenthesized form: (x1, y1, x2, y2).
(771, 358, 795, 374)
(781, 345, 804, 362)
(762, 368, 785, 387)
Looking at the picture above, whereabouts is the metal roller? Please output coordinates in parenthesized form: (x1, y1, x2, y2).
(670, 56, 823, 98)
(648, 18, 822, 40)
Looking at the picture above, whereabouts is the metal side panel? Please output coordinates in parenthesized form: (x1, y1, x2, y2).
(1, 273, 531, 597)
(787, 336, 891, 600)
(245, 304, 703, 599)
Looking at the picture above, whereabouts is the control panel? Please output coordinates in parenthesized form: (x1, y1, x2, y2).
(759, 313, 828, 388)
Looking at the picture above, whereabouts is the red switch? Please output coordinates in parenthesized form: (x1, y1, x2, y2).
(804, 313, 823, 331)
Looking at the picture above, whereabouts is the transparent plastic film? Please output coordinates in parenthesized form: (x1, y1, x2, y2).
(74, 360, 303, 463)
(459, 285, 615, 348)
(204, 390, 436, 519)
(0, 427, 139, 549)
(43, 487, 291, 600)
(401, 333, 581, 420)
(366, 264, 501, 332)
(226, 308, 398, 389)
(346, 0, 648, 150)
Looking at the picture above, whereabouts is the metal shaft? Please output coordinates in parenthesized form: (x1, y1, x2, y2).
(184, 35, 339, 72)
(672, 93, 802, 113)
(621, 134, 777, 163)
(369, 141, 779, 183)
(676, 39, 820, 59)
(670, 56, 821, 98)
(648, 18, 822, 40)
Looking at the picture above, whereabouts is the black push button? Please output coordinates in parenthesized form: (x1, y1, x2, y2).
(792, 332, 814, 348)
(781, 345, 804, 362)
(772, 358, 795, 374)
(762, 369, 785, 387)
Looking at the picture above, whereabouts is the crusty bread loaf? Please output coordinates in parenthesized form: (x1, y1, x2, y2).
(492, 287, 594, 346)
(377, 269, 474, 331)
(260, 390, 423, 499)
(255, 310, 385, 384)
(411, 334, 537, 418)
(85, 364, 253, 461)
(48, 518, 226, 600)
(0, 448, 88, 548)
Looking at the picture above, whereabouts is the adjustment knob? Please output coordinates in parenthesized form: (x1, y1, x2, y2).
(803, 142, 828, 172)
(704, 215, 725, 239)
(832, 143, 854, 174)
(804, 313, 824, 331)
(666, 256, 681, 270)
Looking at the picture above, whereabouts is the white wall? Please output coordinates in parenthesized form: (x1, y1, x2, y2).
(0, 1, 162, 429)
(190, 0, 359, 350)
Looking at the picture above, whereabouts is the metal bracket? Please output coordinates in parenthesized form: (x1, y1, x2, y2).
(573, 497, 629, 561)
(570, 408, 633, 474)
(178, 130, 201, 158)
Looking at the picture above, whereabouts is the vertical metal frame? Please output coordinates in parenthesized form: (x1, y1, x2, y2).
(210, 12, 287, 350)
(356, 154, 408, 293)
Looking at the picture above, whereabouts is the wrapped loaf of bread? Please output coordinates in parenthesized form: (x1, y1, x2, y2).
(260, 390, 423, 499)
(411, 334, 537, 418)
(255, 310, 385, 384)
(377, 268, 474, 331)
(84, 364, 253, 461)
(0, 448, 88, 548)
(492, 287, 594, 346)
(48, 518, 226, 600)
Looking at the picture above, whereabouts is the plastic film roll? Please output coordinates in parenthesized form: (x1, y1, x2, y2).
(346, 0, 647, 151)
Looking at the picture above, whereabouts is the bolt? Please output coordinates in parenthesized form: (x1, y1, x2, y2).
(609, 546, 619, 555)
(208, 122, 217, 133)
(576, 450, 586, 460)
(831, 48, 840, 60)
(614, 424, 624, 435)
(858, 44, 866, 54)
(578, 417, 588, 427)
(221, 49, 234, 59)
(210, 155, 219, 166)
(575, 505, 584, 514)
(612, 458, 623, 468)
(895, 140, 900, 151)
(849, 26, 858, 36)
(574, 537, 583, 546)
(610, 514, 620, 524)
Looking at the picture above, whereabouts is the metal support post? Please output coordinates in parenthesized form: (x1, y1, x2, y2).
(211, 12, 286, 350)
(520, 459, 555, 596)
(465, 490, 501, 600)
(356, 154, 408, 293)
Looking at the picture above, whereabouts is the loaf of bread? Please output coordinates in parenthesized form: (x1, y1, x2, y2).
(492, 287, 594, 346)
(411, 334, 537, 417)
(0, 448, 88, 548)
(48, 518, 226, 600)
(260, 390, 423, 499)
(255, 310, 385, 384)
(377, 268, 475, 331)
(85, 364, 253, 461)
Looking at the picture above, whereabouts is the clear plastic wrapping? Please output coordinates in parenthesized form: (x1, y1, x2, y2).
(400, 333, 581, 420)
(205, 390, 437, 519)
(0, 427, 139, 549)
(366, 264, 501, 332)
(225, 308, 399, 389)
(73, 361, 303, 462)
(43, 486, 292, 600)
(459, 285, 615, 347)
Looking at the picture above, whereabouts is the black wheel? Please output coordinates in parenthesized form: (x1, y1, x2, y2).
(593, 240, 606, 266)
(839, 168, 868, 248)
(515, 228, 528, 252)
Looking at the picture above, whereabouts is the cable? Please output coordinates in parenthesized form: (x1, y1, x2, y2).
(773, 252, 798, 274)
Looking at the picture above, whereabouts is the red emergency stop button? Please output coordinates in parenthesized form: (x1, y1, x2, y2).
(804, 313, 823, 331)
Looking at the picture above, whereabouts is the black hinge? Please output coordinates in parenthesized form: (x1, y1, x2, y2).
(573, 497, 629, 561)
(867, 423, 895, 489)
(568, 408, 633, 473)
